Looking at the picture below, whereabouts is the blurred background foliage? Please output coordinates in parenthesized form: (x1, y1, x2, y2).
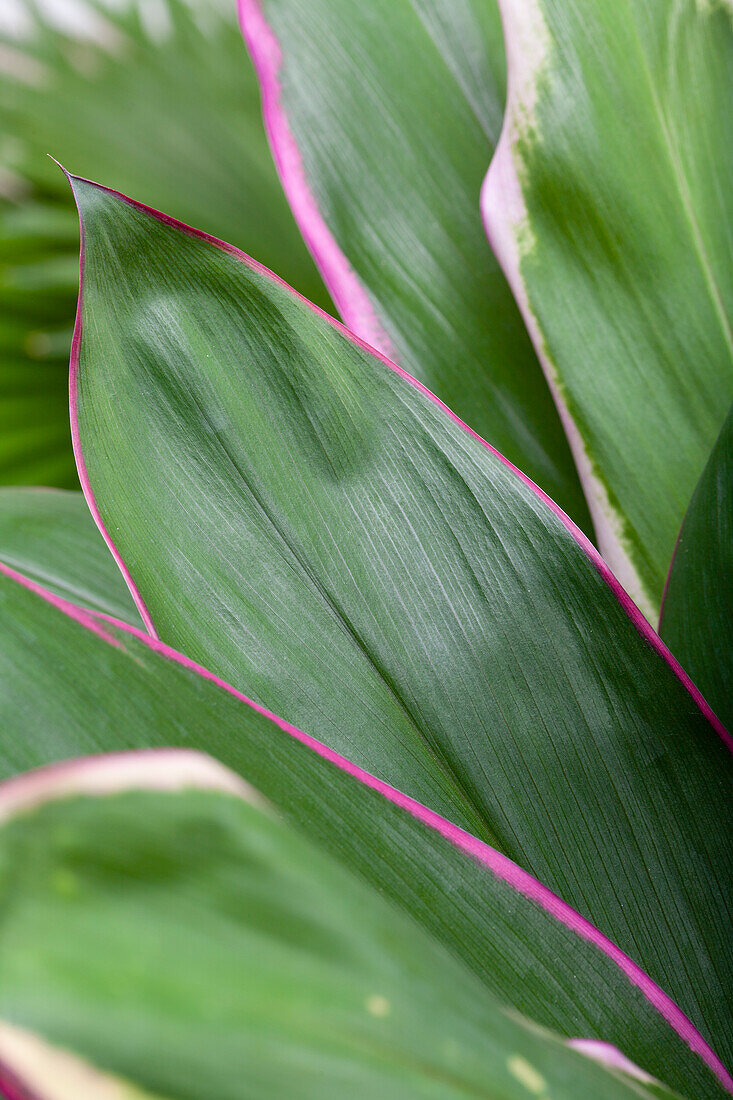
(0, 0, 329, 488)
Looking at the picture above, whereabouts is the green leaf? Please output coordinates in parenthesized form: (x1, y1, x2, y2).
(239, 0, 590, 530)
(0, 0, 329, 487)
(482, 0, 733, 618)
(0, 753, 681, 1100)
(660, 404, 733, 729)
(0, 487, 140, 623)
(0, 566, 725, 1099)
(69, 176, 733, 1073)
(0, 200, 79, 488)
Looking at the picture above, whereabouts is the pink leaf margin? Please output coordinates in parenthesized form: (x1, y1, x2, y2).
(0, 557, 731, 1094)
(59, 159, 158, 640)
(236, 0, 396, 360)
(0, 1060, 42, 1100)
(64, 170, 732, 752)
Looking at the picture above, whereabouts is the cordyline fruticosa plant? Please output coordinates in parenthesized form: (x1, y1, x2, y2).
(0, 0, 729, 1097)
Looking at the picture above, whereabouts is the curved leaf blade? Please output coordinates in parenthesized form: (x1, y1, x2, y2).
(660, 404, 733, 728)
(238, 0, 591, 528)
(0, 751, 684, 1100)
(482, 0, 733, 617)
(0, 488, 140, 624)
(0, 565, 727, 1099)
(68, 175, 733, 1066)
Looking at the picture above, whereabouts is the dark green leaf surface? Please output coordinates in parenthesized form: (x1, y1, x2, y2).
(239, 0, 590, 530)
(0, 760, 679, 1100)
(0, 571, 719, 1098)
(70, 178, 733, 1070)
(482, 0, 733, 617)
(660, 405, 733, 729)
(0, 199, 79, 487)
(0, 0, 328, 487)
(0, 488, 139, 623)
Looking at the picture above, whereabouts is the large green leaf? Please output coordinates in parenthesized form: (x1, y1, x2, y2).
(68, 176, 733, 1071)
(482, 0, 733, 618)
(0, 567, 724, 1098)
(0, 0, 328, 488)
(238, 0, 590, 529)
(0, 487, 139, 623)
(660, 404, 733, 729)
(0, 753, 681, 1100)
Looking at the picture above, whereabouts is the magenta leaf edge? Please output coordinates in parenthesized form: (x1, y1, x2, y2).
(63, 168, 731, 750)
(60, 159, 158, 640)
(0, 558, 730, 1094)
(237, 0, 397, 360)
(0, 1057, 44, 1100)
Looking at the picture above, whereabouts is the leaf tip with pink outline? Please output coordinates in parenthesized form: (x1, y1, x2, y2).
(62, 167, 160, 640)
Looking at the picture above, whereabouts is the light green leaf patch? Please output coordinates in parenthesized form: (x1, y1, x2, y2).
(0, 750, 683, 1100)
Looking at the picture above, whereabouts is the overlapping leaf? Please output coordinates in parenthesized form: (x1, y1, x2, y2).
(0, 566, 724, 1098)
(660, 404, 732, 728)
(0, 749, 685, 1100)
(238, 0, 590, 528)
(68, 176, 732, 1069)
(0, 487, 139, 622)
(482, 0, 733, 616)
(0, 0, 328, 487)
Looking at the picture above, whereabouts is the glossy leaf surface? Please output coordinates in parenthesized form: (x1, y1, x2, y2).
(0, 754, 681, 1100)
(0, 488, 139, 623)
(69, 177, 733, 1069)
(483, 0, 733, 616)
(660, 405, 733, 729)
(0, 0, 328, 487)
(0, 568, 724, 1099)
(239, 0, 590, 528)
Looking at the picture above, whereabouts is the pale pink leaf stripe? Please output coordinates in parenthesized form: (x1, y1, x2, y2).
(236, 0, 396, 359)
(0, 558, 731, 1094)
(65, 171, 731, 751)
(0, 747, 260, 825)
(567, 1039, 656, 1085)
